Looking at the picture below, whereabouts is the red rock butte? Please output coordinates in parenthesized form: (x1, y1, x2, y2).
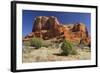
(23, 16, 91, 46)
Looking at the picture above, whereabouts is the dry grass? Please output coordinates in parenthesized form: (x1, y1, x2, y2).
(22, 46, 91, 63)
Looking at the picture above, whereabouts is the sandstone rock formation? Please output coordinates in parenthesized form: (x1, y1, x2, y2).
(23, 16, 91, 46)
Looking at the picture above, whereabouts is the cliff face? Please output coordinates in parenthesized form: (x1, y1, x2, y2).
(24, 16, 91, 46)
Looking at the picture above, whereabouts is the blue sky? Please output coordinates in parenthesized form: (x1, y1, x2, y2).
(22, 10, 91, 36)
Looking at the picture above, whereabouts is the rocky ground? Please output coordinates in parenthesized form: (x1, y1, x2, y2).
(22, 46, 91, 63)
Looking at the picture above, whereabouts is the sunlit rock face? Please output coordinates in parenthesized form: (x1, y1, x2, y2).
(23, 16, 91, 46)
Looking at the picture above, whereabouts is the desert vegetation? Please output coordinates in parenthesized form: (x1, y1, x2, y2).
(22, 16, 91, 63)
(22, 37, 91, 63)
(61, 40, 77, 56)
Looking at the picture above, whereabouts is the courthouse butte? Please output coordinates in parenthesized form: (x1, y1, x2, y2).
(23, 16, 91, 46)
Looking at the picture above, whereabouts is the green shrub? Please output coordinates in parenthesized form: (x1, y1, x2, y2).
(30, 37, 43, 49)
(61, 40, 77, 56)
